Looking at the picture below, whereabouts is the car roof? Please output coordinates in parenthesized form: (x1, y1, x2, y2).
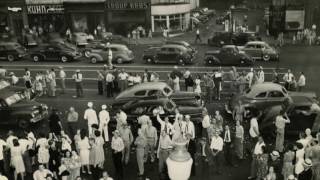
(223, 45, 237, 48)
(0, 42, 20, 46)
(166, 41, 190, 46)
(246, 41, 267, 45)
(0, 89, 16, 99)
(291, 96, 315, 107)
(162, 44, 186, 50)
(109, 44, 127, 48)
(116, 82, 170, 99)
(247, 82, 285, 97)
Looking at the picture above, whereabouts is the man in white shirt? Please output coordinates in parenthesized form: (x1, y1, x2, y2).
(297, 71, 306, 91)
(202, 109, 210, 138)
(257, 66, 264, 84)
(111, 130, 124, 179)
(59, 66, 66, 94)
(172, 114, 186, 140)
(248, 136, 265, 179)
(99, 105, 110, 142)
(72, 69, 83, 98)
(119, 123, 133, 165)
(246, 68, 254, 88)
(33, 164, 53, 180)
(84, 102, 98, 136)
(210, 131, 224, 174)
(118, 69, 128, 91)
(144, 120, 158, 163)
(283, 69, 294, 90)
(157, 131, 173, 175)
(249, 115, 260, 141)
(105, 71, 114, 97)
(157, 114, 174, 136)
(184, 115, 195, 140)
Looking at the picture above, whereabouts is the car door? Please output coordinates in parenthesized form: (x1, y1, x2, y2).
(167, 47, 179, 63)
(45, 45, 59, 60)
(157, 48, 168, 63)
(266, 90, 286, 107)
(243, 44, 257, 59)
(255, 44, 264, 59)
(221, 48, 234, 65)
(0, 46, 6, 60)
(253, 91, 268, 109)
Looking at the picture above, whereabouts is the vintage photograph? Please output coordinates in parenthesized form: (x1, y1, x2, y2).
(0, 0, 320, 179)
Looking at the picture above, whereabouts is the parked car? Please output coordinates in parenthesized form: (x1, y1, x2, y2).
(239, 41, 279, 61)
(113, 82, 201, 109)
(87, 44, 134, 64)
(29, 43, 82, 62)
(165, 40, 197, 54)
(0, 83, 48, 128)
(0, 42, 28, 61)
(143, 44, 195, 65)
(22, 33, 38, 47)
(71, 32, 90, 46)
(204, 45, 254, 66)
(110, 98, 203, 134)
(207, 31, 261, 47)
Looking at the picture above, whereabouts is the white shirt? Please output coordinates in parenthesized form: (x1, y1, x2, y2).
(196, 29, 200, 35)
(210, 136, 224, 151)
(0, 175, 8, 180)
(283, 72, 294, 83)
(257, 70, 264, 83)
(111, 137, 124, 152)
(6, 135, 18, 148)
(84, 108, 98, 125)
(253, 141, 265, 155)
(18, 139, 30, 152)
(116, 111, 127, 129)
(202, 115, 210, 128)
(249, 117, 259, 138)
(173, 120, 186, 135)
(133, 76, 142, 84)
(72, 73, 83, 82)
(99, 110, 110, 126)
(33, 169, 53, 180)
(106, 73, 114, 82)
(224, 129, 231, 143)
(159, 135, 173, 149)
(298, 75, 306, 86)
(157, 115, 174, 135)
(118, 72, 128, 80)
(0, 139, 7, 160)
(246, 72, 254, 87)
(184, 121, 195, 139)
(59, 70, 66, 79)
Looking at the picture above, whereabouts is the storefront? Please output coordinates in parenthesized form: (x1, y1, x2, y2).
(26, 0, 65, 33)
(105, 0, 151, 35)
(151, 3, 191, 32)
(64, 0, 105, 34)
(0, 0, 28, 36)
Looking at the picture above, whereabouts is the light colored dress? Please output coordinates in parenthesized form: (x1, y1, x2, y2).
(295, 149, 305, 175)
(282, 151, 295, 180)
(36, 138, 50, 164)
(10, 146, 25, 173)
(194, 78, 201, 93)
(70, 154, 81, 179)
(173, 77, 180, 91)
(78, 137, 90, 165)
(92, 137, 105, 167)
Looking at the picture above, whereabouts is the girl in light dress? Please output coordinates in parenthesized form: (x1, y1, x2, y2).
(173, 74, 180, 91)
(78, 129, 91, 174)
(194, 75, 201, 94)
(36, 133, 50, 168)
(264, 166, 276, 180)
(282, 144, 295, 180)
(91, 131, 105, 169)
(34, 72, 43, 96)
(11, 139, 25, 180)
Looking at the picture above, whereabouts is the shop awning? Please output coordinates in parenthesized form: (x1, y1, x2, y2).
(64, 0, 105, 3)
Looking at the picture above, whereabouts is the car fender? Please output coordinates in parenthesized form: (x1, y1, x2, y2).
(11, 111, 33, 121)
(88, 53, 103, 61)
(31, 53, 46, 60)
(206, 55, 220, 64)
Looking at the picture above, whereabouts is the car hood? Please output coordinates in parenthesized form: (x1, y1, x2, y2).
(171, 91, 200, 99)
(205, 49, 220, 55)
(178, 106, 203, 115)
(288, 91, 317, 100)
(10, 100, 42, 111)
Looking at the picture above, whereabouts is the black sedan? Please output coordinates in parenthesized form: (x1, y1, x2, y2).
(29, 42, 82, 63)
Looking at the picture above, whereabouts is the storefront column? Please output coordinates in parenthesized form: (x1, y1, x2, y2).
(166, 15, 170, 29)
(151, 15, 154, 32)
(22, 6, 28, 28)
(180, 14, 183, 30)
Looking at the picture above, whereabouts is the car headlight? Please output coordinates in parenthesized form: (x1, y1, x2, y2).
(41, 104, 48, 110)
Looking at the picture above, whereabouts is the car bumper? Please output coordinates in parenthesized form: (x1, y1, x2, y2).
(30, 110, 49, 123)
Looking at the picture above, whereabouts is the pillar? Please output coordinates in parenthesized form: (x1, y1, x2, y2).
(166, 15, 170, 29)
(151, 15, 154, 32)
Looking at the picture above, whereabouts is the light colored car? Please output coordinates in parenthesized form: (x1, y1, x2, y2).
(87, 44, 134, 64)
(72, 32, 89, 46)
(240, 41, 279, 61)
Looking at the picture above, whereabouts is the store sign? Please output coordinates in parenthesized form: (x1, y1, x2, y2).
(26, 0, 63, 5)
(27, 5, 64, 14)
(106, 2, 150, 10)
(8, 7, 22, 12)
(285, 10, 305, 30)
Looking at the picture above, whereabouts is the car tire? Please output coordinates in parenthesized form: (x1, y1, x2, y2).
(7, 54, 15, 62)
(61, 56, 68, 63)
(240, 59, 245, 65)
(146, 58, 153, 64)
(178, 59, 185, 66)
(84, 50, 91, 58)
(262, 54, 270, 61)
(91, 57, 97, 64)
(32, 55, 41, 62)
(18, 119, 29, 129)
(116, 57, 123, 64)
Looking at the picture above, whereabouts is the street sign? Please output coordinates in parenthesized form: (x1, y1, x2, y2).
(7, 7, 22, 12)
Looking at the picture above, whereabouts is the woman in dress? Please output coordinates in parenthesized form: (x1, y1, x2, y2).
(92, 131, 105, 169)
(78, 129, 91, 174)
(295, 142, 305, 176)
(70, 151, 81, 180)
(256, 146, 268, 180)
(264, 166, 276, 180)
(134, 128, 146, 176)
(194, 75, 201, 94)
(282, 144, 295, 180)
(173, 74, 180, 91)
(11, 139, 25, 180)
(36, 133, 50, 168)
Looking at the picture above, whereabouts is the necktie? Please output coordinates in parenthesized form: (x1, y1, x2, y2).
(164, 124, 167, 134)
(77, 73, 79, 79)
(225, 130, 230, 142)
(186, 123, 189, 134)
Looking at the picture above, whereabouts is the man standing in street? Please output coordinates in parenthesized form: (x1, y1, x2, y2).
(248, 136, 265, 179)
(99, 105, 110, 143)
(106, 43, 113, 68)
(111, 130, 124, 180)
(195, 28, 201, 43)
(157, 131, 172, 177)
(223, 125, 234, 167)
(119, 123, 133, 165)
(59, 66, 66, 94)
(257, 66, 264, 84)
(105, 71, 115, 98)
(72, 69, 83, 98)
(275, 110, 290, 153)
(84, 102, 98, 136)
(210, 131, 224, 174)
(118, 69, 128, 92)
(66, 107, 79, 139)
(144, 120, 158, 163)
(213, 68, 223, 100)
(297, 72, 306, 91)
(283, 69, 294, 90)
(246, 68, 254, 88)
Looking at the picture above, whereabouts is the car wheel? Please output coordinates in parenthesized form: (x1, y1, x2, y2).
(18, 119, 29, 129)
(262, 54, 270, 61)
(32, 55, 40, 62)
(208, 59, 213, 65)
(91, 57, 97, 64)
(7, 54, 14, 62)
(178, 59, 185, 65)
(116, 57, 123, 64)
(84, 50, 91, 58)
(240, 59, 245, 65)
(61, 56, 68, 63)
(146, 58, 153, 64)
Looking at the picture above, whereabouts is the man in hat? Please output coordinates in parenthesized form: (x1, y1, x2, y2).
(99, 105, 110, 142)
(257, 66, 264, 84)
(111, 130, 124, 179)
(84, 102, 98, 136)
(119, 122, 133, 165)
(268, 150, 282, 179)
(59, 66, 66, 94)
(144, 120, 158, 163)
(210, 130, 224, 174)
(298, 158, 313, 180)
(72, 69, 83, 98)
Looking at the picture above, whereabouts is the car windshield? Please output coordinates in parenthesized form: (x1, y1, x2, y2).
(58, 42, 76, 51)
(165, 101, 175, 111)
(163, 87, 173, 96)
(5, 93, 25, 106)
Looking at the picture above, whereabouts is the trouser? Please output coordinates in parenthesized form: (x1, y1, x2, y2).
(224, 142, 233, 165)
(298, 86, 304, 92)
(68, 122, 78, 139)
(234, 137, 243, 159)
(159, 149, 170, 173)
(205, 87, 213, 103)
(215, 82, 221, 99)
(136, 148, 144, 175)
(122, 142, 131, 164)
(100, 125, 109, 142)
(250, 155, 258, 177)
(75, 82, 83, 97)
(119, 80, 127, 92)
(98, 81, 103, 95)
(88, 123, 94, 136)
(60, 79, 66, 93)
(195, 35, 201, 42)
(113, 152, 123, 179)
(0, 160, 4, 175)
(106, 82, 113, 97)
(144, 138, 155, 162)
(212, 151, 223, 173)
(275, 129, 285, 152)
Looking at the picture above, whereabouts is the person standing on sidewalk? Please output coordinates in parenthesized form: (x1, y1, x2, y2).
(144, 120, 158, 163)
(297, 72, 306, 91)
(72, 69, 83, 98)
(111, 130, 124, 180)
(195, 28, 201, 43)
(59, 67, 66, 94)
(99, 105, 110, 143)
(105, 71, 115, 98)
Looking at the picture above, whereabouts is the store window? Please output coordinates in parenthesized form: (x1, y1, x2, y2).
(72, 14, 88, 32)
(154, 15, 167, 32)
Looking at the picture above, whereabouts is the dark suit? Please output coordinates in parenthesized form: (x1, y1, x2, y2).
(188, 139, 197, 176)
